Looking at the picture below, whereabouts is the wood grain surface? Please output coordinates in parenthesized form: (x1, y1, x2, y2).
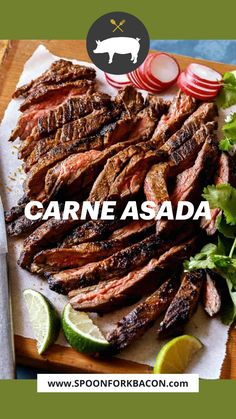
(0, 40, 236, 377)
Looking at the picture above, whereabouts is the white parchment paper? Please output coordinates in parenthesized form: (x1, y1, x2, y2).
(0, 45, 233, 378)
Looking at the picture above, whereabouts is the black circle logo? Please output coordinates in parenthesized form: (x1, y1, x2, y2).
(86, 12, 150, 75)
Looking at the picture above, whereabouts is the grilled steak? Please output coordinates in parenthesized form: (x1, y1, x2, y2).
(19, 79, 95, 112)
(10, 91, 109, 142)
(19, 106, 117, 160)
(61, 218, 125, 247)
(160, 102, 218, 153)
(203, 270, 221, 317)
(157, 134, 219, 236)
(201, 152, 236, 235)
(18, 217, 80, 269)
(158, 270, 205, 338)
(69, 238, 197, 312)
(13, 59, 96, 98)
(115, 85, 144, 115)
(47, 229, 194, 294)
(144, 163, 169, 206)
(31, 220, 155, 272)
(151, 91, 198, 147)
(107, 276, 179, 353)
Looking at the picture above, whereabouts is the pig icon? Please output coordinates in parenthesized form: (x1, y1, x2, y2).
(93, 37, 141, 64)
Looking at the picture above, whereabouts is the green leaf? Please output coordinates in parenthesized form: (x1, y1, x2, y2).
(184, 243, 218, 271)
(202, 183, 236, 225)
(216, 214, 236, 238)
(219, 137, 236, 151)
(219, 112, 236, 151)
(216, 72, 236, 109)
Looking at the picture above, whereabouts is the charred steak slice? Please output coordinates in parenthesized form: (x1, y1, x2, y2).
(47, 229, 194, 294)
(202, 270, 222, 317)
(160, 102, 218, 153)
(144, 163, 169, 207)
(10, 91, 109, 142)
(13, 59, 96, 99)
(61, 218, 125, 247)
(151, 91, 198, 147)
(115, 85, 144, 115)
(157, 134, 219, 236)
(69, 238, 197, 313)
(158, 270, 205, 338)
(31, 220, 155, 272)
(19, 79, 95, 112)
(19, 106, 117, 160)
(36, 92, 111, 138)
(107, 276, 179, 353)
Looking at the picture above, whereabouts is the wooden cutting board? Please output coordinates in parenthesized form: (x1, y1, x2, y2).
(0, 40, 235, 377)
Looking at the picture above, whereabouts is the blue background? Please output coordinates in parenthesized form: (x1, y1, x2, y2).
(16, 39, 236, 379)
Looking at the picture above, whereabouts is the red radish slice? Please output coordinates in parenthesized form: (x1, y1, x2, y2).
(128, 71, 142, 89)
(138, 61, 164, 90)
(105, 73, 131, 85)
(187, 63, 222, 85)
(135, 68, 162, 93)
(105, 74, 130, 89)
(184, 72, 220, 95)
(178, 72, 218, 100)
(145, 53, 180, 86)
(185, 68, 222, 90)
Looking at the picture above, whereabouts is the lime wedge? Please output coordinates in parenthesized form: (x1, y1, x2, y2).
(62, 303, 109, 353)
(23, 289, 60, 354)
(153, 334, 203, 374)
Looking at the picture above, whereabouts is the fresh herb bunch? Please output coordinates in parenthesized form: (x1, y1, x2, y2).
(216, 71, 236, 109)
(184, 183, 236, 325)
(219, 112, 236, 152)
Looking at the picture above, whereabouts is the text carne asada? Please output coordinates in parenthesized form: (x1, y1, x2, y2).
(25, 200, 211, 221)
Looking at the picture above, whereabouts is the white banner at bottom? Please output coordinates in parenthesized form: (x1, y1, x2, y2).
(37, 374, 199, 393)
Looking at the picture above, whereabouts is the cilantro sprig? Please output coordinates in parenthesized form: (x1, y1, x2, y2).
(216, 71, 236, 109)
(185, 183, 236, 325)
(219, 112, 236, 152)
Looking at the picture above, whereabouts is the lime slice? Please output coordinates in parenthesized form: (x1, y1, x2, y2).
(62, 303, 109, 353)
(153, 334, 203, 374)
(23, 289, 60, 355)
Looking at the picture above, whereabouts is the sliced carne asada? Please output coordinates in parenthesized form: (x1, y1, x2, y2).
(107, 276, 179, 353)
(160, 102, 218, 153)
(61, 218, 125, 247)
(201, 152, 236, 235)
(157, 270, 205, 338)
(19, 106, 117, 160)
(202, 270, 222, 317)
(19, 79, 95, 112)
(23, 110, 121, 199)
(151, 91, 198, 147)
(69, 237, 197, 312)
(13, 59, 96, 99)
(47, 228, 194, 294)
(7, 214, 45, 236)
(18, 217, 81, 269)
(10, 91, 109, 142)
(157, 134, 219, 236)
(144, 163, 169, 207)
(36, 92, 111, 139)
(108, 147, 165, 201)
(115, 85, 144, 115)
(31, 220, 155, 273)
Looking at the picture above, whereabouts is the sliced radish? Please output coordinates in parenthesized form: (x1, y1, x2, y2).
(184, 72, 220, 95)
(105, 72, 131, 85)
(185, 68, 222, 91)
(187, 63, 222, 85)
(128, 71, 142, 89)
(135, 68, 162, 93)
(138, 60, 164, 90)
(145, 53, 180, 87)
(178, 72, 218, 100)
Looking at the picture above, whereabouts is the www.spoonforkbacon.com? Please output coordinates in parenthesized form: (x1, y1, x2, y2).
(24, 200, 211, 221)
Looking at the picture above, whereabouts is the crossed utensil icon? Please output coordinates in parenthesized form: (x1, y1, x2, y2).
(110, 19, 126, 32)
